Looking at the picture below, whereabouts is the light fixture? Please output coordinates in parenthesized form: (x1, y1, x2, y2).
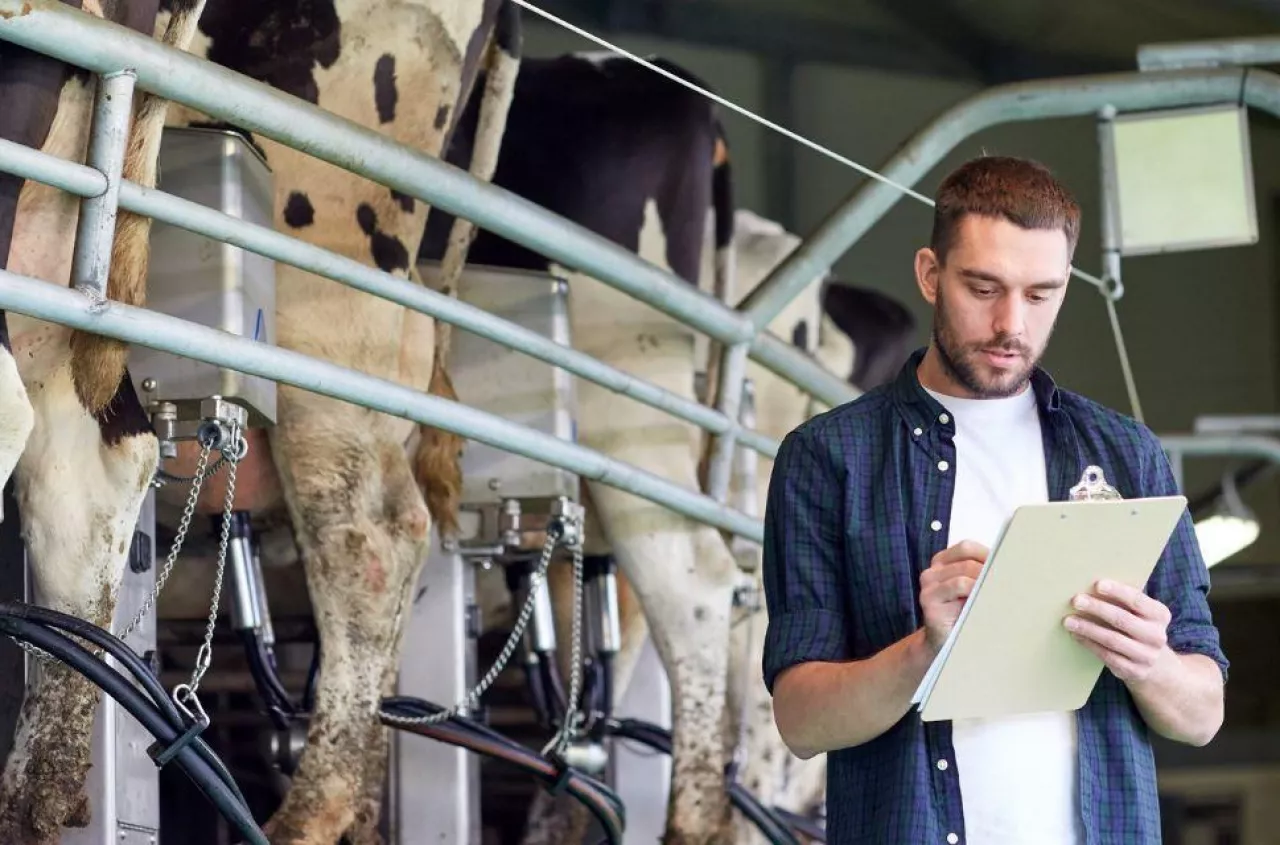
(1193, 470, 1259, 568)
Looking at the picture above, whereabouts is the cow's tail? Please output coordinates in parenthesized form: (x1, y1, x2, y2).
(69, 1, 208, 414)
(414, 0, 521, 539)
(697, 119, 736, 493)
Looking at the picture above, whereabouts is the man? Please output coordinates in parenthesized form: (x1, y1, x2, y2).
(760, 155, 1227, 845)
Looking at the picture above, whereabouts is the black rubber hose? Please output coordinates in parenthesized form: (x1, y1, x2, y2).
(236, 627, 296, 729)
(0, 601, 248, 809)
(771, 806, 827, 842)
(609, 718, 801, 845)
(0, 616, 267, 845)
(381, 698, 625, 843)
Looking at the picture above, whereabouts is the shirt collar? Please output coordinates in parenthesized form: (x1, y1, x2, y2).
(890, 346, 1062, 436)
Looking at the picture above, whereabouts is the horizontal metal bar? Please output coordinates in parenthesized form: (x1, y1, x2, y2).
(0, 122, 782, 461)
(740, 66, 1255, 331)
(0, 137, 106, 198)
(1192, 415, 1280, 435)
(749, 332, 860, 408)
(1137, 36, 1280, 71)
(0, 266, 764, 542)
(1158, 434, 1280, 466)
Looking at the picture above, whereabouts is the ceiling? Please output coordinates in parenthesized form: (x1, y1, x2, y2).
(539, 0, 1280, 83)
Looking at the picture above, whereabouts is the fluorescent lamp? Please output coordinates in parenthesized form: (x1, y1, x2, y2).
(1194, 513, 1259, 568)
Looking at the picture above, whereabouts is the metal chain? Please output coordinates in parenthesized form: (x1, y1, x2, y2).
(188, 450, 238, 694)
(542, 543, 584, 758)
(117, 437, 214, 644)
(384, 523, 566, 727)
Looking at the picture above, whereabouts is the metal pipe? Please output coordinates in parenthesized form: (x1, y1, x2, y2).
(0, 1, 854, 411)
(705, 343, 749, 503)
(0, 265, 765, 542)
(71, 69, 135, 303)
(0, 137, 106, 198)
(1193, 414, 1280, 435)
(739, 67, 1252, 332)
(1137, 36, 1280, 72)
(0, 0, 748, 343)
(0, 126, 784, 459)
(1159, 434, 1280, 466)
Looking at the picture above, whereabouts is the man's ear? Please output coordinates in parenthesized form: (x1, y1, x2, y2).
(915, 247, 940, 306)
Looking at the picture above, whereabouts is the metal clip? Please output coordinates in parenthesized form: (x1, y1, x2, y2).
(549, 496, 585, 550)
(1069, 465, 1124, 501)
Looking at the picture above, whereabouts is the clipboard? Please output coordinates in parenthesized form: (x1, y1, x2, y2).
(910, 466, 1188, 723)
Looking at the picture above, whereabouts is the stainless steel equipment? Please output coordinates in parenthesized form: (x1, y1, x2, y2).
(129, 126, 277, 428)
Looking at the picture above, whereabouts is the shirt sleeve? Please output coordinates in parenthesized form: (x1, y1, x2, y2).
(1139, 425, 1230, 683)
(760, 424, 851, 695)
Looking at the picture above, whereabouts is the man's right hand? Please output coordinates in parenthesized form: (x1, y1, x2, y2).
(919, 540, 989, 653)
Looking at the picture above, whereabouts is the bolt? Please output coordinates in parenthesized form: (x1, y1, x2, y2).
(141, 378, 157, 392)
(488, 478, 501, 491)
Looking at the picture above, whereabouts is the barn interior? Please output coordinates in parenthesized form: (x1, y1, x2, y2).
(0, 1, 1278, 844)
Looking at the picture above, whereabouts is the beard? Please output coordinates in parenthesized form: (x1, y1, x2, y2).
(931, 286, 1047, 399)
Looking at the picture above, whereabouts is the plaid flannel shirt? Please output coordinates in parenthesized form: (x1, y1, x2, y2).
(761, 347, 1228, 845)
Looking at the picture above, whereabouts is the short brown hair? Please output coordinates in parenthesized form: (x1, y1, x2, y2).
(929, 155, 1081, 265)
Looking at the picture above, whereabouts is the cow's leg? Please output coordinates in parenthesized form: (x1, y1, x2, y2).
(0, 66, 156, 843)
(562, 251, 737, 844)
(0, 320, 33, 507)
(0, 358, 156, 845)
(263, 394, 430, 845)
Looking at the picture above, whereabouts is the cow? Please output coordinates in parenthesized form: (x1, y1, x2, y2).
(421, 49, 917, 845)
(148, 0, 525, 841)
(0, 2, 210, 842)
(0, 1, 522, 844)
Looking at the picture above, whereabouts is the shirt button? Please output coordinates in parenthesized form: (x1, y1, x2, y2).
(931, 520, 942, 531)
(939, 413, 950, 424)
(913, 427, 923, 436)
(936, 758, 948, 770)
(947, 834, 959, 844)
(938, 460, 949, 472)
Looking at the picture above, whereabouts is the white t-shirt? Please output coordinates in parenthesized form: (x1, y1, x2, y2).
(924, 385, 1084, 845)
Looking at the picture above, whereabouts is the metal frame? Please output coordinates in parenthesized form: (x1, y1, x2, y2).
(4, 2, 1280, 549)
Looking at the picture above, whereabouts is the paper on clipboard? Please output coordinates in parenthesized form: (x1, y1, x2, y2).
(910, 466, 1188, 722)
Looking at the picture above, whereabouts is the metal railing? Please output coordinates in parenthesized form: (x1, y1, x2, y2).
(4, 1, 1280, 544)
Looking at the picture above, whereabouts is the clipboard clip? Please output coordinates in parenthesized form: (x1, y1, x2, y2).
(1069, 465, 1124, 502)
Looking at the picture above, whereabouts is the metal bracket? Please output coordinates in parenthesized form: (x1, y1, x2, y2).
(148, 393, 249, 461)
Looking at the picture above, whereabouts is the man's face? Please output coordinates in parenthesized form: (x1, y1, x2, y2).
(917, 214, 1071, 399)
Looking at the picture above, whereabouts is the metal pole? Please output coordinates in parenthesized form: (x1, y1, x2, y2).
(0, 135, 781, 458)
(0, 265, 765, 543)
(1137, 36, 1280, 71)
(0, 0, 855, 407)
(1159, 434, 1280, 467)
(737, 67, 1250, 333)
(749, 331, 859, 407)
(704, 342, 749, 503)
(70, 69, 135, 303)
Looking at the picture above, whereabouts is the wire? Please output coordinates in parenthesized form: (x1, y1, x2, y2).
(0, 613, 267, 845)
(506, 0, 936, 207)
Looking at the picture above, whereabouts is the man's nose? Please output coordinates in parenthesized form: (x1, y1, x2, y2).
(993, 295, 1026, 338)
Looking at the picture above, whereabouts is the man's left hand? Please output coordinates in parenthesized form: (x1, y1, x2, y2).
(1064, 579, 1172, 684)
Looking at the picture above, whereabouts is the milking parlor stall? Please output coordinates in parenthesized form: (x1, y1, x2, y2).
(0, 0, 1277, 843)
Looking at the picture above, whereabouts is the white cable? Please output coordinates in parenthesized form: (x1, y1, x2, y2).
(514, 0, 1144, 419)
(508, 0, 936, 206)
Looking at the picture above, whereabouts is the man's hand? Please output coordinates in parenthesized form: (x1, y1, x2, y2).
(1064, 579, 1171, 683)
(919, 540, 988, 653)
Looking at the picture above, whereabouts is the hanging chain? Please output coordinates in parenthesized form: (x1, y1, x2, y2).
(542, 542, 584, 759)
(384, 524, 567, 727)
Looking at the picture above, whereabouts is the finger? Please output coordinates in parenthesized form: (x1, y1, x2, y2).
(931, 540, 990, 568)
(923, 576, 976, 605)
(1063, 614, 1150, 664)
(920, 559, 984, 588)
(1070, 593, 1164, 647)
(1093, 579, 1170, 624)
(1069, 630, 1142, 681)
